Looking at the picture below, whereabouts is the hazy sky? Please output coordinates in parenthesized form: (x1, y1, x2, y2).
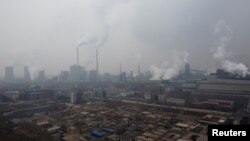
(0, 0, 250, 78)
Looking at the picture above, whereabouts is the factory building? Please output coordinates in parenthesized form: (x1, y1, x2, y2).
(102, 73, 120, 82)
(70, 65, 82, 82)
(60, 65, 88, 82)
(183, 77, 250, 97)
(89, 70, 97, 82)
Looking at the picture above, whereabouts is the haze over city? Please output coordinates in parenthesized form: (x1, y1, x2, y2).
(1, 1, 250, 141)
(1, 0, 250, 79)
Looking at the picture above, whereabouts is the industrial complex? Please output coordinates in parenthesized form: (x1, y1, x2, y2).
(0, 59, 250, 141)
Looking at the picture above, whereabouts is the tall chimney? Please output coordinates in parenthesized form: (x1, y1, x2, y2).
(96, 49, 98, 74)
(77, 47, 79, 66)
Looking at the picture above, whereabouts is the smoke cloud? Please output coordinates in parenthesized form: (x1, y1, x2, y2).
(222, 60, 249, 77)
(150, 50, 188, 80)
(212, 20, 249, 77)
(1, 1, 250, 77)
(76, 27, 109, 69)
(77, 27, 109, 48)
(212, 19, 232, 60)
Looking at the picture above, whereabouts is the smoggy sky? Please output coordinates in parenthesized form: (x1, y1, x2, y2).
(0, 0, 250, 78)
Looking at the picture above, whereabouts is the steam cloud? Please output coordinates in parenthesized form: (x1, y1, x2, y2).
(77, 27, 109, 48)
(222, 60, 249, 77)
(76, 27, 109, 69)
(150, 51, 189, 80)
(212, 20, 249, 77)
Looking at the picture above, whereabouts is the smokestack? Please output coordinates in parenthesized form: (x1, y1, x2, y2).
(77, 47, 79, 66)
(96, 49, 98, 74)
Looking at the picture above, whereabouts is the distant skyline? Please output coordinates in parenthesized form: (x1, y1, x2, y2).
(1, 0, 250, 78)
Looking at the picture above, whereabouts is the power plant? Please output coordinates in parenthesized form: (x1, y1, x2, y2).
(1, 1, 250, 140)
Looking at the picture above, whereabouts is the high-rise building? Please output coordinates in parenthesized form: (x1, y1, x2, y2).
(24, 66, 31, 82)
(5, 66, 15, 82)
(70, 65, 82, 81)
(102, 73, 119, 82)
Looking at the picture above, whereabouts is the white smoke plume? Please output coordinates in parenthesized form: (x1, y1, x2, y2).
(77, 35, 98, 47)
(96, 29, 109, 48)
(212, 20, 249, 76)
(150, 65, 164, 80)
(222, 60, 249, 77)
(150, 51, 189, 80)
(212, 20, 232, 60)
(213, 46, 227, 60)
(77, 27, 109, 49)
